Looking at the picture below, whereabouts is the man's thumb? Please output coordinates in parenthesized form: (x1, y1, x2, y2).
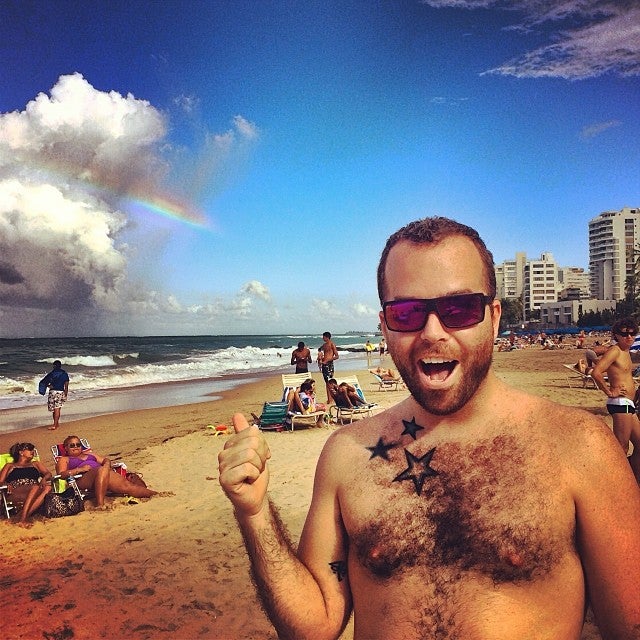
(232, 412, 252, 433)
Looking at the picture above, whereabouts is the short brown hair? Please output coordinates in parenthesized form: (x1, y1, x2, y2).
(612, 317, 638, 336)
(376, 216, 496, 304)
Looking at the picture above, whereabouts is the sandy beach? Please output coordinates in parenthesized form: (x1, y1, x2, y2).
(0, 348, 611, 639)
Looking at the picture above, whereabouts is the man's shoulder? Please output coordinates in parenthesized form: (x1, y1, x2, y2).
(491, 384, 598, 429)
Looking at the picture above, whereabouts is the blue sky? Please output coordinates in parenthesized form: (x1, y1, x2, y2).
(0, 0, 638, 337)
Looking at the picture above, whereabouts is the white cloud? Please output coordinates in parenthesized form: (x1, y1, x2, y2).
(174, 94, 200, 114)
(0, 73, 260, 336)
(430, 96, 469, 106)
(233, 115, 259, 140)
(423, 1, 640, 79)
(311, 298, 346, 318)
(241, 279, 271, 301)
(0, 179, 127, 311)
(580, 119, 622, 139)
(229, 295, 253, 316)
(353, 302, 379, 316)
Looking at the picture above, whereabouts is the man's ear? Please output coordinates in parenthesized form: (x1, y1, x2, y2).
(379, 310, 388, 342)
(489, 298, 502, 339)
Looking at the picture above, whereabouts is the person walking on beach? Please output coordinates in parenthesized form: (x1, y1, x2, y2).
(219, 216, 640, 640)
(290, 342, 312, 374)
(365, 339, 375, 365)
(378, 337, 386, 357)
(39, 360, 69, 431)
(318, 331, 339, 403)
(590, 318, 640, 484)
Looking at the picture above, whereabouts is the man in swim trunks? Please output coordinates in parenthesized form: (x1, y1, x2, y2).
(40, 360, 69, 431)
(291, 341, 312, 374)
(591, 317, 640, 483)
(318, 331, 339, 403)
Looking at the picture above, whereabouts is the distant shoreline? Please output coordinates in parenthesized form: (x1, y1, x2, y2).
(0, 354, 373, 434)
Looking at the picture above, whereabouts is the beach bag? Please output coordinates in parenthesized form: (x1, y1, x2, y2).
(43, 488, 84, 518)
(126, 472, 147, 488)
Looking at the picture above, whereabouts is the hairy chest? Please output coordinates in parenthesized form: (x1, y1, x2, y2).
(341, 432, 573, 584)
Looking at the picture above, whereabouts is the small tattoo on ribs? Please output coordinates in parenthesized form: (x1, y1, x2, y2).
(329, 560, 347, 582)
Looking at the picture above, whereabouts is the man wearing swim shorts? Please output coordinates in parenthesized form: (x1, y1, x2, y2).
(40, 360, 69, 431)
(591, 318, 640, 483)
(318, 331, 339, 403)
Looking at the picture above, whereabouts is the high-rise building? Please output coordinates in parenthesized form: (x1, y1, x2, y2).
(496, 252, 527, 300)
(495, 252, 587, 318)
(558, 267, 590, 298)
(523, 252, 559, 315)
(589, 207, 640, 301)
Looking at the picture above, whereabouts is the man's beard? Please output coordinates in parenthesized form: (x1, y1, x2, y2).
(393, 334, 494, 416)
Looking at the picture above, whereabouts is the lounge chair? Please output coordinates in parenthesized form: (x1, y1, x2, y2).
(280, 375, 327, 430)
(0, 448, 54, 519)
(281, 373, 317, 389)
(370, 372, 403, 392)
(0, 452, 18, 518)
(330, 375, 377, 424)
(562, 364, 597, 389)
(253, 401, 289, 432)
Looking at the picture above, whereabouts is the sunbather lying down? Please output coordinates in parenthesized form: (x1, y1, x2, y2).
(369, 366, 401, 381)
(327, 379, 374, 409)
(56, 435, 158, 509)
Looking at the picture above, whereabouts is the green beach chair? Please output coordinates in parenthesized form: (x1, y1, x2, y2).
(253, 401, 289, 432)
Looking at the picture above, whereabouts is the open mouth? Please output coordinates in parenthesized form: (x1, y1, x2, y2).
(420, 359, 457, 382)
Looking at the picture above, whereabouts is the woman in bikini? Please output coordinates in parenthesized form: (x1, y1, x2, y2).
(0, 442, 53, 526)
(55, 435, 157, 508)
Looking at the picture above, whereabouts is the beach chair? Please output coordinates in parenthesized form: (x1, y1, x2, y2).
(562, 364, 597, 389)
(287, 407, 328, 431)
(280, 374, 327, 430)
(0, 452, 17, 519)
(281, 373, 316, 389)
(253, 401, 289, 432)
(370, 372, 402, 392)
(330, 376, 377, 424)
(0, 449, 47, 519)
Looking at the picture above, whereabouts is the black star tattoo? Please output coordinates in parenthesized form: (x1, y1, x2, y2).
(366, 437, 396, 461)
(393, 447, 438, 496)
(401, 417, 425, 440)
(329, 560, 347, 582)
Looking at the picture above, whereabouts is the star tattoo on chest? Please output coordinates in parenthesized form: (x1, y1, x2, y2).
(393, 447, 438, 496)
(366, 437, 396, 460)
(401, 417, 424, 439)
(364, 417, 438, 495)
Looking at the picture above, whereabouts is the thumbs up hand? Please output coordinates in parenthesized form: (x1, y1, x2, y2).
(218, 413, 272, 517)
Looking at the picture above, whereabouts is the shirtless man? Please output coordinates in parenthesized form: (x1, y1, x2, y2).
(318, 331, 339, 403)
(591, 318, 640, 483)
(291, 341, 312, 374)
(219, 217, 640, 639)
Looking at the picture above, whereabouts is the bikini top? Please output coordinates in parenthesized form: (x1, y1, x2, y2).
(7, 465, 41, 482)
(68, 454, 101, 470)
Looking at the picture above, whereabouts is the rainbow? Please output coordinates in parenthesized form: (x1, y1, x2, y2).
(120, 192, 210, 230)
(21, 160, 212, 230)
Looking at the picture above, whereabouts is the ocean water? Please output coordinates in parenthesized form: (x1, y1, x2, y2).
(0, 334, 381, 432)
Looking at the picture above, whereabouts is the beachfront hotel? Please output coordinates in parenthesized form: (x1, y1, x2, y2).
(495, 205, 640, 325)
(589, 206, 640, 301)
